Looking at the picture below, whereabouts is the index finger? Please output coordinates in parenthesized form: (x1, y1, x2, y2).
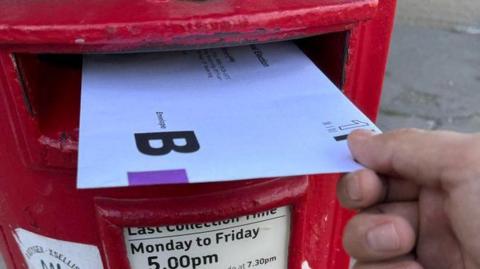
(348, 129, 480, 188)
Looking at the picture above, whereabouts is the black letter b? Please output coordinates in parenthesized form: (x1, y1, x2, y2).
(134, 131, 200, 156)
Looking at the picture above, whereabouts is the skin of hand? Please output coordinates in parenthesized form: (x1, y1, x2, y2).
(337, 129, 480, 269)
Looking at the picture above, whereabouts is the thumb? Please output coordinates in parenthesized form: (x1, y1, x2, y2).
(348, 129, 480, 188)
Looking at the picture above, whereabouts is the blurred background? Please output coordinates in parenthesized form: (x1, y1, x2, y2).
(0, 1, 479, 268)
(377, 0, 480, 132)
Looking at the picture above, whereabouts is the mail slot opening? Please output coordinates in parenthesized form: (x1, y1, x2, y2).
(14, 53, 82, 144)
(13, 31, 348, 169)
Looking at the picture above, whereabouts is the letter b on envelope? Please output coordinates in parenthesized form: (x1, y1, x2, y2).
(134, 131, 200, 156)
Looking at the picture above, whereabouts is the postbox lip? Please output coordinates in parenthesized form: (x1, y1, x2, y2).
(0, 0, 377, 49)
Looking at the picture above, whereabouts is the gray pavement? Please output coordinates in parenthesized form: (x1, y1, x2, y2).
(1, 22, 479, 269)
(396, 0, 480, 29)
(377, 23, 480, 132)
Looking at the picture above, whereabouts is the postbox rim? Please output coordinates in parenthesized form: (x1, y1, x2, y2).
(0, 0, 377, 50)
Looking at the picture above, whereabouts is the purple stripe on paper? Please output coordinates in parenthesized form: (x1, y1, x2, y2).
(127, 169, 189, 186)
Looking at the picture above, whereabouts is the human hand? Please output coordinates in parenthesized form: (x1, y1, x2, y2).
(337, 129, 480, 269)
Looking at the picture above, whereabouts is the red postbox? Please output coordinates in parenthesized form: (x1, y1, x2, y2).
(0, 0, 396, 268)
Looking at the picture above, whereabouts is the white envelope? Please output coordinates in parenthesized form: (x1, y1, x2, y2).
(77, 42, 380, 189)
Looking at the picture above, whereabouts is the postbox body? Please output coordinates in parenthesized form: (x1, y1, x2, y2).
(0, 0, 396, 268)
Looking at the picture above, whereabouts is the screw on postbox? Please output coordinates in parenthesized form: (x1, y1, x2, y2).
(0, 0, 396, 268)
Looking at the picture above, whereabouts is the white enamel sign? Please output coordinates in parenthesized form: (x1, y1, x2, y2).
(124, 207, 291, 269)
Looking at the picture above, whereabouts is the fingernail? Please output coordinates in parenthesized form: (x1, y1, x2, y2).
(366, 223, 400, 252)
(345, 175, 362, 201)
(350, 129, 374, 142)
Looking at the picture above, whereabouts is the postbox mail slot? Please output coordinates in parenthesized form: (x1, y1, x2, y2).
(12, 32, 348, 169)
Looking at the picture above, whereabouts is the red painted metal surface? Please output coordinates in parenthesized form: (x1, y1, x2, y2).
(0, 0, 396, 268)
(0, 0, 377, 51)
